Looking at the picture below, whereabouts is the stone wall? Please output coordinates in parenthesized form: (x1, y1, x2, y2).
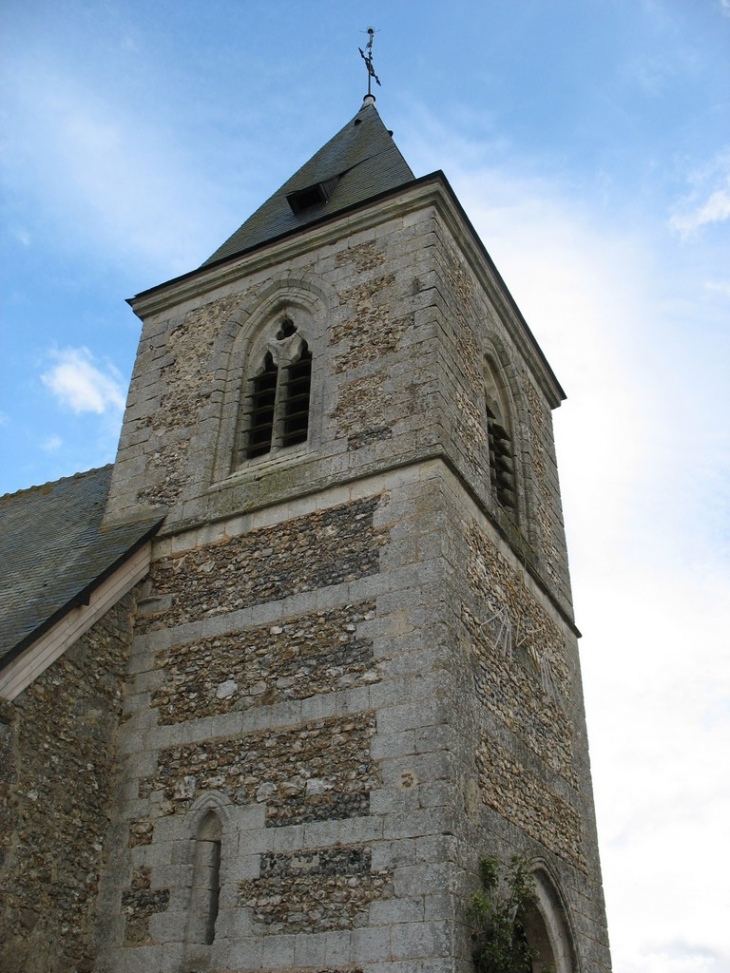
(239, 846, 393, 934)
(103, 210, 443, 533)
(128, 497, 387, 841)
(329, 242, 419, 453)
(151, 602, 378, 724)
(451, 506, 586, 873)
(475, 734, 585, 869)
(433, 236, 574, 614)
(0, 592, 137, 973)
(105, 194, 571, 617)
(144, 712, 378, 827)
(92, 183, 610, 970)
(130, 293, 244, 510)
(433, 470, 612, 969)
(464, 523, 575, 784)
(138, 497, 386, 632)
(523, 378, 571, 602)
(121, 866, 170, 946)
(91, 468, 610, 971)
(92, 470, 466, 971)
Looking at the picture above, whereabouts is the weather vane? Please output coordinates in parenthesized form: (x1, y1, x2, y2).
(359, 27, 381, 96)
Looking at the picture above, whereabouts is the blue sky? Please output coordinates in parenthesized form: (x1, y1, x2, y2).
(2, 2, 729, 970)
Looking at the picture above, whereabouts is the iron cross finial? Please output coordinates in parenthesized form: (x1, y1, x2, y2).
(359, 26, 381, 95)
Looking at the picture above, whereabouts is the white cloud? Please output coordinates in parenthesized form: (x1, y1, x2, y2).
(2, 66, 223, 277)
(705, 279, 730, 297)
(41, 434, 62, 452)
(670, 154, 730, 236)
(584, 566, 730, 969)
(41, 347, 125, 415)
(671, 188, 730, 234)
(621, 944, 730, 973)
(721, 0, 730, 18)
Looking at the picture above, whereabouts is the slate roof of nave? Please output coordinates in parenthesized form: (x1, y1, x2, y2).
(0, 466, 161, 667)
(202, 98, 415, 266)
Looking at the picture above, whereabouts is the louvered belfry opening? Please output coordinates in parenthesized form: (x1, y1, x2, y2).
(487, 405, 516, 511)
(239, 320, 312, 465)
(280, 345, 312, 447)
(245, 352, 278, 459)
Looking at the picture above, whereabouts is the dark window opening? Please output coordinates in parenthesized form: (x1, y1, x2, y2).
(287, 183, 328, 213)
(276, 317, 296, 339)
(188, 812, 222, 948)
(203, 838, 221, 945)
(246, 352, 277, 459)
(521, 899, 559, 972)
(280, 347, 312, 447)
(487, 404, 516, 510)
(237, 329, 312, 466)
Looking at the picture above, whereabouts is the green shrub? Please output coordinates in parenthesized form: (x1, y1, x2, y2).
(468, 856, 542, 973)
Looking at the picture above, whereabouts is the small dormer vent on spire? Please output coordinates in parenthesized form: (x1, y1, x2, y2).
(201, 101, 414, 265)
(286, 177, 339, 215)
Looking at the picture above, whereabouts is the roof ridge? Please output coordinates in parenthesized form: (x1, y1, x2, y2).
(0, 464, 114, 503)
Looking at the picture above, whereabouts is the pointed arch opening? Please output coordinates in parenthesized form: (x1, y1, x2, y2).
(484, 357, 517, 514)
(210, 277, 333, 483)
(235, 315, 313, 465)
(188, 810, 222, 946)
(244, 351, 278, 459)
(522, 868, 575, 973)
(470, 858, 575, 973)
(521, 899, 557, 971)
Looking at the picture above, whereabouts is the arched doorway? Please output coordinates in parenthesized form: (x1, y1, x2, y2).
(522, 869, 575, 973)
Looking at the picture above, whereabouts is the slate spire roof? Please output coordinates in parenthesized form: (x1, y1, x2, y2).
(203, 97, 415, 266)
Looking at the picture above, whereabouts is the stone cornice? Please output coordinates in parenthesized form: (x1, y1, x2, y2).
(128, 174, 565, 407)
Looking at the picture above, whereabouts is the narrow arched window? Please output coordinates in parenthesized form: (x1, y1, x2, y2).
(245, 352, 278, 459)
(280, 345, 312, 447)
(484, 360, 517, 513)
(188, 812, 222, 946)
(487, 404, 516, 510)
(237, 316, 312, 465)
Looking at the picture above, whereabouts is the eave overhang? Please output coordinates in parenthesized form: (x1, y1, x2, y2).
(0, 534, 157, 701)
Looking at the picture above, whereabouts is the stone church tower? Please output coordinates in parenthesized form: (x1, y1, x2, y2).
(0, 96, 611, 971)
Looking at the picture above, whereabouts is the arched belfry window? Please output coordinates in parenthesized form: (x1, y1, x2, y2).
(237, 316, 312, 464)
(484, 359, 517, 513)
(280, 344, 312, 448)
(246, 351, 278, 458)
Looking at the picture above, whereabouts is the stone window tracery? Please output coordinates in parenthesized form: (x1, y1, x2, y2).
(237, 316, 312, 463)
